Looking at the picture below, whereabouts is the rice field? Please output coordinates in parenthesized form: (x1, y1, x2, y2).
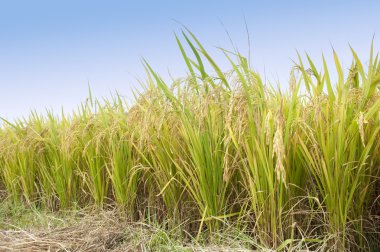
(0, 31, 379, 251)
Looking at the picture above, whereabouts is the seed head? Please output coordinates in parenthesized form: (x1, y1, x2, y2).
(357, 111, 368, 147)
(265, 111, 272, 146)
(273, 117, 287, 187)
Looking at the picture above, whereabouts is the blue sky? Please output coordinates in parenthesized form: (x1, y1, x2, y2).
(0, 0, 379, 121)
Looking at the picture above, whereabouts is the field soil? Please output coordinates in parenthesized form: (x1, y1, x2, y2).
(0, 210, 251, 252)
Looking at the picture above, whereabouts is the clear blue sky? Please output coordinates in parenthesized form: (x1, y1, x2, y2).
(1, 0, 379, 121)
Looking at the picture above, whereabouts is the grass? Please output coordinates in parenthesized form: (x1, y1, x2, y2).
(0, 30, 379, 251)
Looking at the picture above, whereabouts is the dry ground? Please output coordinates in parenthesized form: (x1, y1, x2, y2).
(0, 209, 253, 252)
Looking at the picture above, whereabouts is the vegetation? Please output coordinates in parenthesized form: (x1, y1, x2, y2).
(0, 30, 379, 251)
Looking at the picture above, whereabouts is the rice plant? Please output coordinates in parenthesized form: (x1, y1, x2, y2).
(0, 31, 379, 251)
